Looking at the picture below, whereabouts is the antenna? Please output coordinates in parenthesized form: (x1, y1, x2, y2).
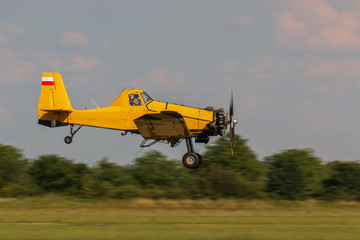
(61, 72, 134, 89)
(90, 99, 100, 108)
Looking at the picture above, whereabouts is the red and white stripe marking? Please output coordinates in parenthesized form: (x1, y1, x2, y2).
(42, 77, 54, 85)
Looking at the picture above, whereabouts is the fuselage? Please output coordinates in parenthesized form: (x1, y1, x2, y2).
(38, 89, 215, 137)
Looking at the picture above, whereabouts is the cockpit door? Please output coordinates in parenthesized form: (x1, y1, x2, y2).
(128, 93, 147, 113)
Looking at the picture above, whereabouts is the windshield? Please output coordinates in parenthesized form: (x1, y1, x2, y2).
(141, 92, 153, 104)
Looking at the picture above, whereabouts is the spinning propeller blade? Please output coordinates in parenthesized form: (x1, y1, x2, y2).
(229, 92, 237, 155)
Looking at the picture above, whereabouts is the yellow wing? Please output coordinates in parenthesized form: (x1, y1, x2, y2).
(133, 111, 192, 140)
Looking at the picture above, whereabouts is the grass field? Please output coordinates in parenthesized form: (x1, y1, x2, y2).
(1, 197, 360, 240)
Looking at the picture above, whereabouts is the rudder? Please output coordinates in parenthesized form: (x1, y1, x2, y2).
(38, 72, 72, 111)
(38, 72, 73, 127)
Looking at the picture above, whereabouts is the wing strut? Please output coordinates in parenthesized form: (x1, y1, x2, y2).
(139, 139, 158, 148)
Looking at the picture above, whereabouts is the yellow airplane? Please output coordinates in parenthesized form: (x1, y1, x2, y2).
(38, 72, 237, 169)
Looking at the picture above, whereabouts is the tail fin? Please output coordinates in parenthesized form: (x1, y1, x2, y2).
(38, 72, 72, 111)
(38, 73, 73, 127)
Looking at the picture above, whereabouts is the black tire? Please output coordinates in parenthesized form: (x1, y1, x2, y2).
(195, 153, 203, 165)
(64, 136, 72, 144)
(182, 152, 202, 169)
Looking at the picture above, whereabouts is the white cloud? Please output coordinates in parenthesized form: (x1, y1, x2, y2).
(0, 22, 25, 43)
(0, 108, 9, 121)
(250, 56, 360, 79)
(0, 48, 35, 84)
(131, 67, 187, 91)
(69, 55, 102, 71)
(248, 57, 291, 80)
(33, 52, 102, 72)
(213, 61, 239, 72)
(310, 120, 355, 133)
(240, 94, 267, 110)
(274, 0, 360, 50)
(248, 55, 360, 94)
(61, 31, 90, 46)
(33, 51, 63, 71)
(100, 39, 110, 47)
(225, 14, 253, 26)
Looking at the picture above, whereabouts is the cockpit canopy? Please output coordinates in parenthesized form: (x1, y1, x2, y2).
(141, 92, 152, 104)
(128, 91, 152, 106)
(109, 89, 153, 108)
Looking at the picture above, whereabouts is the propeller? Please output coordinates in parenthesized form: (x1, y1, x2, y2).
(229, 92, 237, 155)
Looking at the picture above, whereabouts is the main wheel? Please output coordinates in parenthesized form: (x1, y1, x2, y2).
(64, 136, 73, 144)
(182, 152, 202, 169)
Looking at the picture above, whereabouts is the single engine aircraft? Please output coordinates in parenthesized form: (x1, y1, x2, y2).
(38, 72, 237, 169)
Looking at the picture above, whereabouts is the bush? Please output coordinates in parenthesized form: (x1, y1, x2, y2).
(321, 161, 360, 200)
(265, 148, 325, 200)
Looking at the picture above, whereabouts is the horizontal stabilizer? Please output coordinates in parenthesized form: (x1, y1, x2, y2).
(40, 108, 73, 112)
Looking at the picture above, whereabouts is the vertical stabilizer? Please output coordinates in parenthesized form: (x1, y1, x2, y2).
(38, 72, 73, 112)
(38, 73, 73, 127)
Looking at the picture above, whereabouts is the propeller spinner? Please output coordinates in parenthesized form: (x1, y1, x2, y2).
(229, 92, 237, 155)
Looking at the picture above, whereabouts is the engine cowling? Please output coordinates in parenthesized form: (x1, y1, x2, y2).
(205, 108, 228, 136)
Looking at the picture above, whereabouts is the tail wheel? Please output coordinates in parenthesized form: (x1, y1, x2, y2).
(182, 152, 202, 169)
(64, 136, 73, 144)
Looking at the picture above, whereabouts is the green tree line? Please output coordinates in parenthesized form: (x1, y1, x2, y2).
(1, 134, 360, 200)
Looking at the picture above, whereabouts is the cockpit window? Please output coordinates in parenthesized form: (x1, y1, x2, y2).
(129, 94, 143, 106)
(141, 92, 152, 104)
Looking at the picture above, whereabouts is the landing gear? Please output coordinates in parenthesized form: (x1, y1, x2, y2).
(182, 138, 202, 169)
(182, 152, 202, 169)
(64, 136, 73, 144)
(64, 124, 82, 144)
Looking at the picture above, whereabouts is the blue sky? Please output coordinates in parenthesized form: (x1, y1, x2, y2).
(1, 0, 360, 165)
